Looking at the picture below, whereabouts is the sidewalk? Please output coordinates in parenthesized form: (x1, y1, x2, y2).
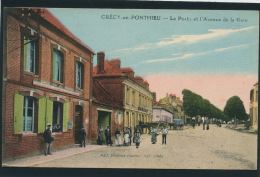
(225, 124, 258, 134)
(3, 145, 106, 167)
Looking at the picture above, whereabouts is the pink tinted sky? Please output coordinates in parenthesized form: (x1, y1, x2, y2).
(146, 74, 258, 113)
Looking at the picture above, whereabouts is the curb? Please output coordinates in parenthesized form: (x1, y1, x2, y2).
(3, 145, 107, 167)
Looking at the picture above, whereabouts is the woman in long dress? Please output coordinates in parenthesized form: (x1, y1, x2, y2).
(151, 127, 159, 144)
(124, 127, 130, 146)
(98, 125, 104, 145)
(115, 128, 122, 146)
(135, 129, 141, 148)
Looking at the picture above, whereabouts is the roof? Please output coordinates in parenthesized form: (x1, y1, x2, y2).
(93, 60, 123, 76)
(121, 67, 134, 72)
(92, 79, 123, 109)
(93, 58, 150, 90)
(40, 8, 95, 54)
(153, 105, 174, 114)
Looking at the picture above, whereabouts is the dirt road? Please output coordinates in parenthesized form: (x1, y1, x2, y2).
(33, 124, 257, 169)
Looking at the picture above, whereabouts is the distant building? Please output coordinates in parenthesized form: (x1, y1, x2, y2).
(159, 93, 187, 122)
(153, 105, 173, 123)
(93, 52, 153, 133)
(249, 82, 258, 130)
(3, 8, 94, 160)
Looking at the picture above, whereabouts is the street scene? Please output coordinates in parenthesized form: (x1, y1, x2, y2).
(2, 6, 258, 171)
(4, 124, 257, 169)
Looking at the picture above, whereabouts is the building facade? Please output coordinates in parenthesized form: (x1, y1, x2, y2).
(89, 79, 124, 144)
(3, 8, 94, 160)
(159, 94, 185, 119)
(249, 82, 258, 130)
(93, 52, 153, 134)
(153, 106, 174, 123)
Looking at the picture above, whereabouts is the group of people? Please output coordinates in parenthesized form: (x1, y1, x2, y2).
(191, 119, 210, 130)
(97, 125, 142, 148)
(43, 124, 169, 156)
(150, 126, 168, 145)
(43, 124, 87, 156)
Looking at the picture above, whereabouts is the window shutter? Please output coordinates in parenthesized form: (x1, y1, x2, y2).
(52, 49, 57, 80)
(38, 97, 47, 133)
(23, 38, 29, 71)
(63, 102, 69, 132)
(14, 93, 24, 133)
(46, 99, 53, 125)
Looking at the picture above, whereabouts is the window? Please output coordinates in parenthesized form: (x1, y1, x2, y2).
(53, 48, 64, 83)
(52, 101, 63, 132)
(76, 61, 84, 89)
(23, 36, 37, 73)
(126, 87, 130, 104)
(139, 94, 142, 107)
(23, 96, 36, 132)
(132, 91, 135, 105)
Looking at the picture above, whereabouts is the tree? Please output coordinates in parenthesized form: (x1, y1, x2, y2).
(182, 89, 201, 117)
(182, 89, 225, 120)
(224, 96, 248, 120)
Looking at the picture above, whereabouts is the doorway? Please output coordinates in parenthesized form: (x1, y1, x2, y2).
(75, 105, 83, 144)
(98, 111, 111, 140)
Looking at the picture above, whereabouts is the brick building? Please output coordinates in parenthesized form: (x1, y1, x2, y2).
(89, 79, 124, 144)
(93, 52, 153, 134)
(3, 8, 94, 160)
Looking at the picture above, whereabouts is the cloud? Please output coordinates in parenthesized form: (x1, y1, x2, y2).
(156, 26, 256, 47)
(116, 44, 152, 53)
(115, 26, 256, 53)
(143, 43, 250, 63)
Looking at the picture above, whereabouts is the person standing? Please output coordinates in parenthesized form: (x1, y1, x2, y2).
(207, 123, 210, 130)
(161, 126, 168, 145)
(105, 125, 112, 146)
(192, 117, 196, 129)
(135, 128, 141, 148)
(151, 127, 159, 144)
(79, 125, 86, 147)
(98, 125, 104, 145)
(115, 128, 122, 146)
(128, 127, 132, 146)
(124, 127, 130, 146)
(43, 124, 53, 156)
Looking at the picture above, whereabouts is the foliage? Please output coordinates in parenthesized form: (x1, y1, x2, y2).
(182, 89, 226, 119)
(224, 96, 248, 120)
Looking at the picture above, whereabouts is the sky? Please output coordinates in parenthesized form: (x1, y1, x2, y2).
(49, 8, 259, 112)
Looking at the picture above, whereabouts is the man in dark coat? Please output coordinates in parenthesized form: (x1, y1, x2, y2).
(105, 125, 112, 146)
(43, 124, 53, 156)
(128, 127, 132, 146)
(79, 126, 86, 147)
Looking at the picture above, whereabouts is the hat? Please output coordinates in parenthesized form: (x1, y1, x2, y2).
(47, 124, 51, 127)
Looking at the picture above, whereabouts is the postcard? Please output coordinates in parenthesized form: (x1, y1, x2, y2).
(2, 3, 259, 173)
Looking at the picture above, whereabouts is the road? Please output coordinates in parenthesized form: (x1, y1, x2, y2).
(33, 124, 257, 169)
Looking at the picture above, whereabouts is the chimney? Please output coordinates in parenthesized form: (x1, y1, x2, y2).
(135, 76, 144, 85)
(121, 67, 134, 79)
(97, 51, 105, 74)
(110, 59, 121, 68)
(144, 80, 149, 89)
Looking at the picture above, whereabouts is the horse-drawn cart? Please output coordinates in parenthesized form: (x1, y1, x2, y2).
(173, 118, 184, 130)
